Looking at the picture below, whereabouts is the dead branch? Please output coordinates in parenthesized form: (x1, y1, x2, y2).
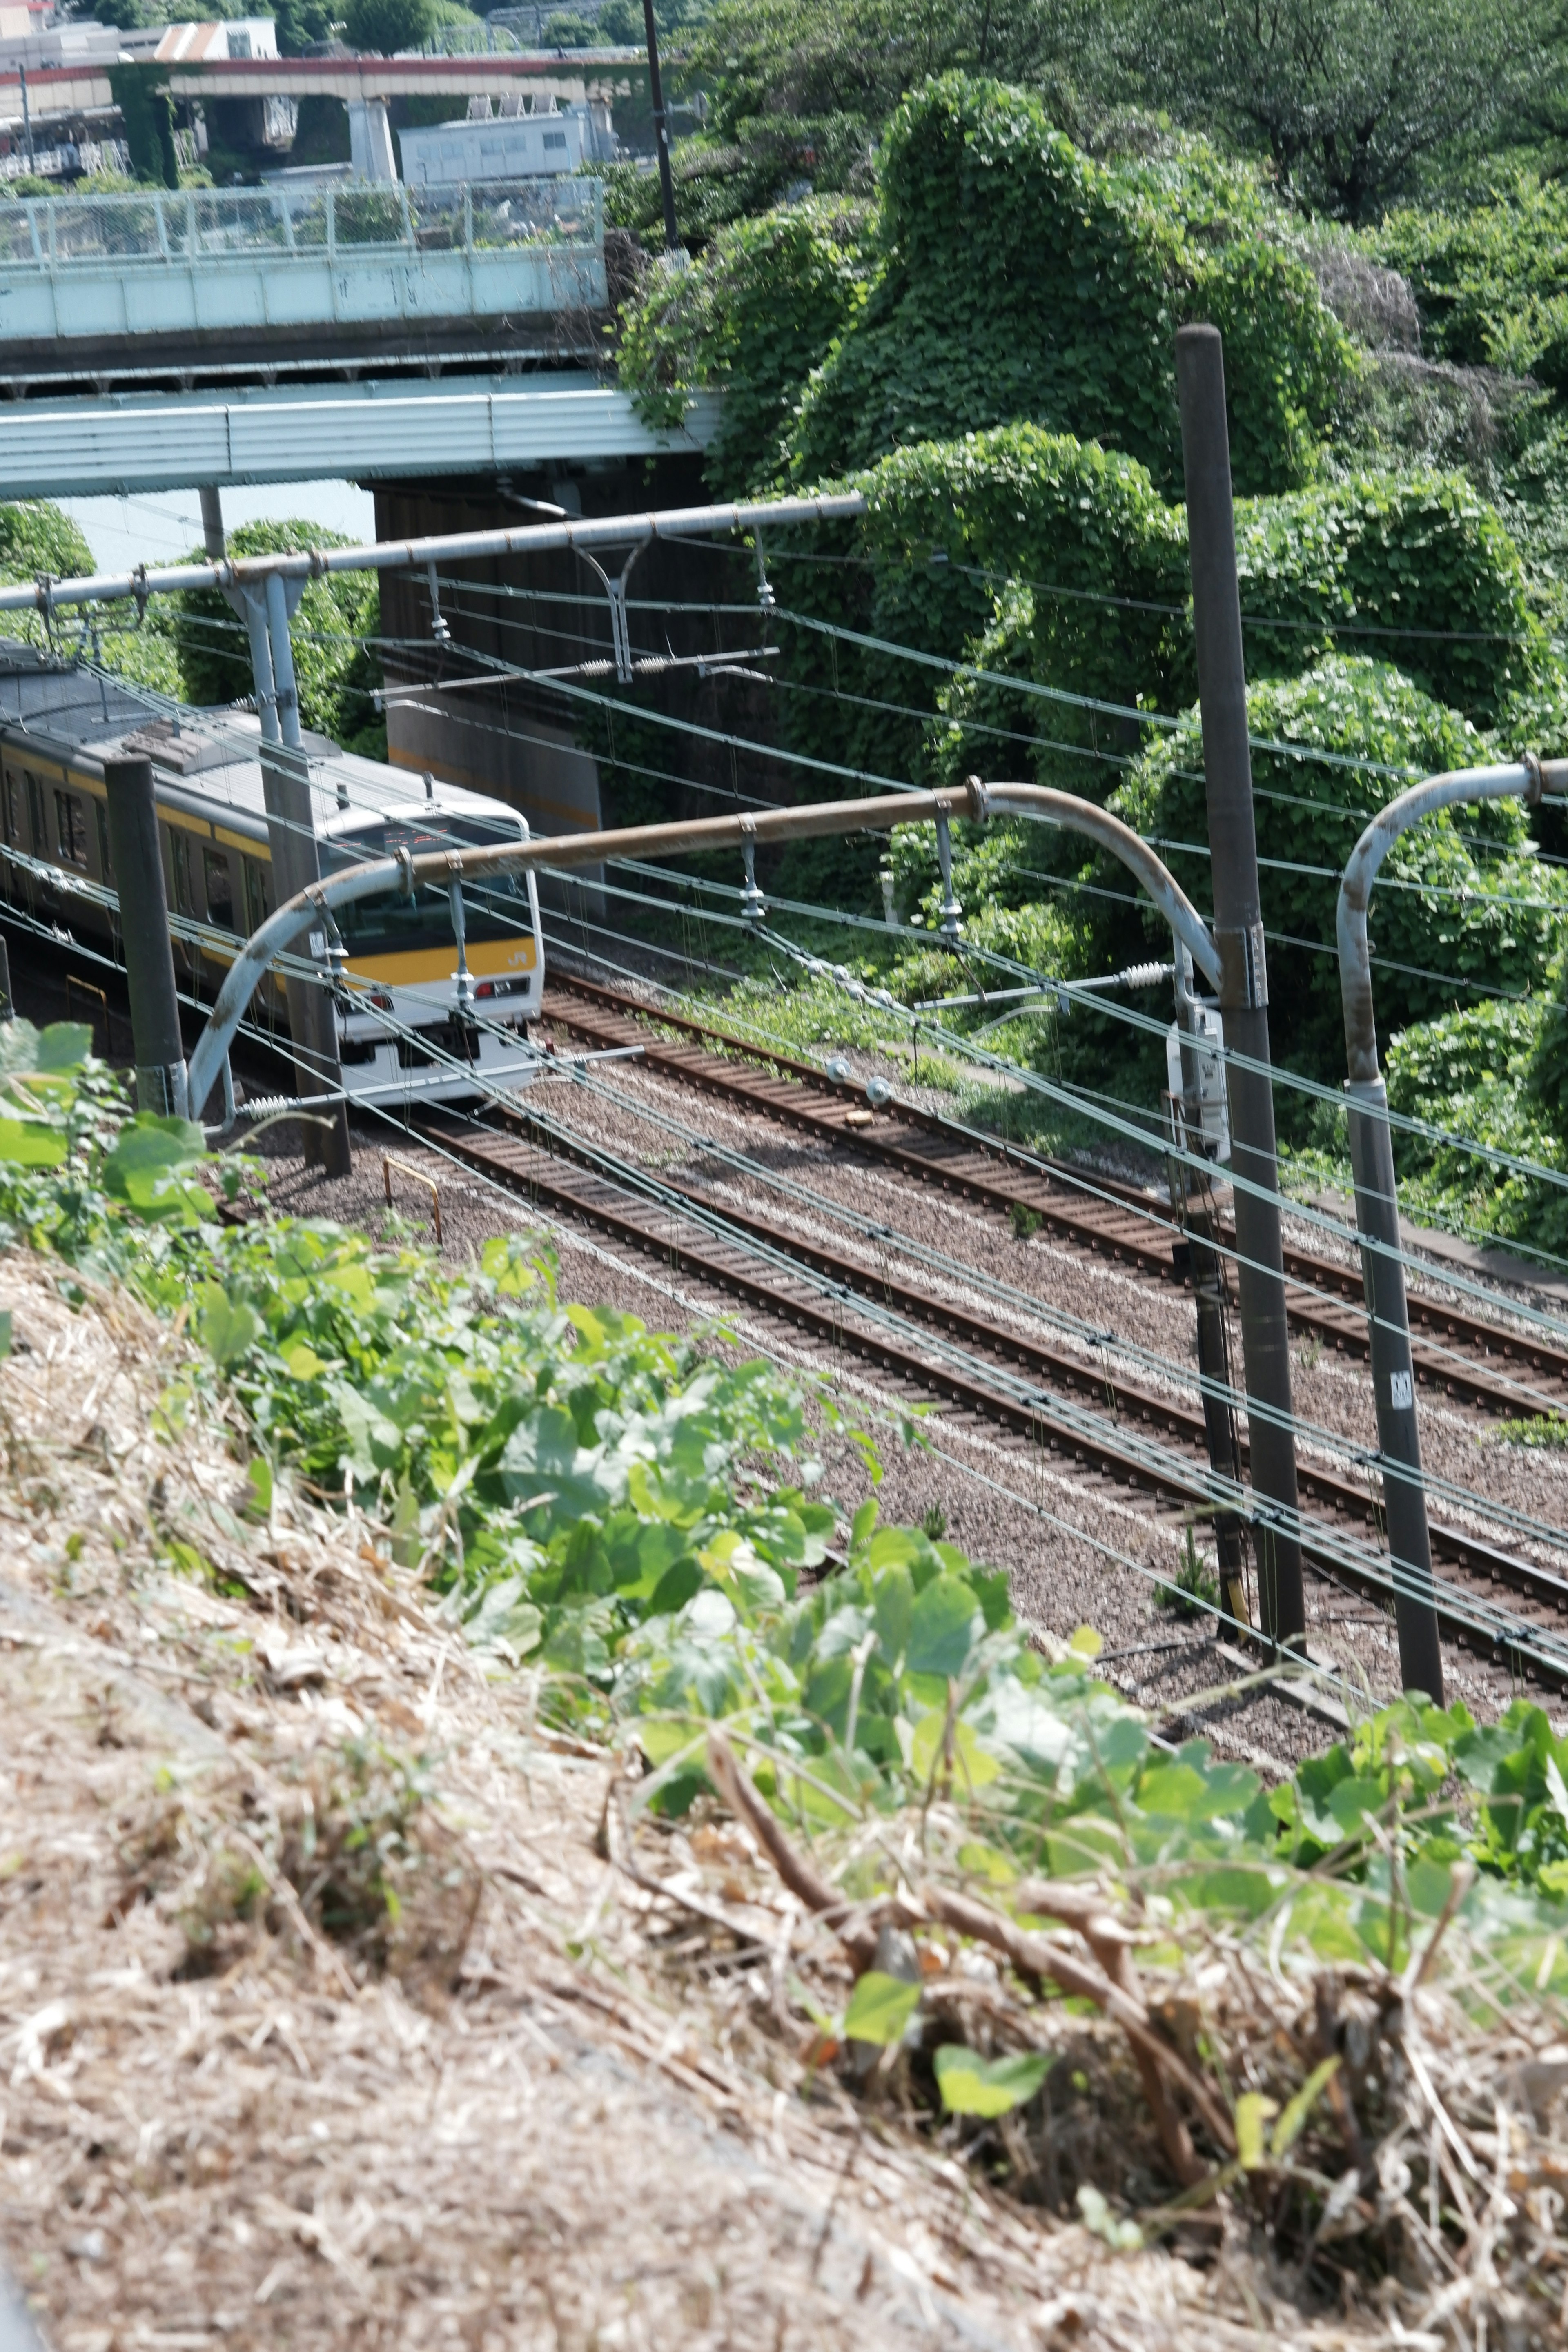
(710, 1733, 1223, 2187)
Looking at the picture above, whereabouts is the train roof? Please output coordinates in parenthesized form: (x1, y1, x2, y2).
(0, 640, 525, 849)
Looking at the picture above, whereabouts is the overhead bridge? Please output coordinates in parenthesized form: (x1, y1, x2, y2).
(0, 177, 605, 386)
(0, 372, 719, 497)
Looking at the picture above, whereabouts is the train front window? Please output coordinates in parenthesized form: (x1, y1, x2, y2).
(327, 816, 530, 958)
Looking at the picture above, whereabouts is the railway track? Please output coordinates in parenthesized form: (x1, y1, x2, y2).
(423, 1100, 1568, 1688)
(541, 973, 1568, 1423)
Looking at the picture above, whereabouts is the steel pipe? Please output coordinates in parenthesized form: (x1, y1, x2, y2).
(1337, 753, 1568, 1699)
(977, 784, 1221, 990)
(189, 780, 1231, 1123)
(0, 492, 870, 619)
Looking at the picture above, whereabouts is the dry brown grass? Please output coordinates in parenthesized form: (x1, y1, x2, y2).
(0, 1248, 1562, 2350)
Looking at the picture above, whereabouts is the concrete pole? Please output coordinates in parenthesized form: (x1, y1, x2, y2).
(102, 756, 189, 1118)
(1172, 950, 1250, 1628)
(641, 0, 681, 254)
(1175, 324, 1306, 1653)
(198, 486, 226, 560)
(264, 571, 351, 1179)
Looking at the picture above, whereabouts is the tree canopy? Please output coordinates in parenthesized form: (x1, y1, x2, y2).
(1121, 0, 1550, 222)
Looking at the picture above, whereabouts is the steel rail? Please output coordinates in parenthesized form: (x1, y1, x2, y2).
(496, 1027, 1568, 1597)
(541, 973, 1568, 1423)
(423, 1102, 1568, 1685)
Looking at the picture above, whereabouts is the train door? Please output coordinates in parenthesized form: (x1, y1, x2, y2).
(24, 773, 51, 920)
(165, 824, 195, 983)
(94, 795, 120, 965)
(0, 762, 22, 912)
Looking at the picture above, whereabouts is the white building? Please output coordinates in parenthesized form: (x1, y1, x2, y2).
(398, 99, 613, 188)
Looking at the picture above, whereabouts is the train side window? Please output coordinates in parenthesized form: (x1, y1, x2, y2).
(94, 799, 113, 884)
(242, 856, 271, 933)
(24, 773, 44, 854)
(169, 829, 192, 917)
(1, 769, 19, 844)
(202, 846, 236, 932)
(53, 790, 88, 869)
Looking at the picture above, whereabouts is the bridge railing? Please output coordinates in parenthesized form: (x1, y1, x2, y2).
(0, 174, 601, 270)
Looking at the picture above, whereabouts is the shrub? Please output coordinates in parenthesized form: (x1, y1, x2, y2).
(1109, 657, 1568, 1096)
(766, 426, 1541, 806)
(1385, 992, 1568, 1254)
(0, 500, 93, 584)
(784, 76, 1350, 498)
(618, 198, 874, 496)
(1376, 177, 1568, 393)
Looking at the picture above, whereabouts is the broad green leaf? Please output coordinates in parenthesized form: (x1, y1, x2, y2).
(934, 2045, 1049, 2118)
(842, 1971, 920, 2047)
(102, 1114, 210, 1221)
(1067, 1625, 1103, 1660)
(0, 1117, 66, 1168)
(32, 1022, 93, 1073)
(284, 1341, 327, 1379)
(1327, 1777, 1390, 1837)
(0, 1309, 11, 1358)
(872, 1560, 913, 1665)
(0, 1018, 89, 1078)
(480, 1234, 539, 1296)
(906, 1574, 984, 1678)
(1236, 2091, 1279, 2170)
(911, 1710, 1000, 1792)
(197, 1285, 261, 1370)
(1138, 1758, 1260, 1823)
(243, 1456, 272, 1521)
(849, 1497, 878, 1551)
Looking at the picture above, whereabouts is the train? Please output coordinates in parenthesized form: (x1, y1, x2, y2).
(0, 639, 545, 1106)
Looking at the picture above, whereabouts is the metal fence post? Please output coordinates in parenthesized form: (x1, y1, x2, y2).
(264, 570, 351, 1179)
(102, 755, 188, 1118)
(1175, 323, 1307, 1653)
(641, 0, 682, 254)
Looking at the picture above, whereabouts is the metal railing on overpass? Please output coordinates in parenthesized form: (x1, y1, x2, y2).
(0, 174, 599, 268)
(0, 174, 604, 351)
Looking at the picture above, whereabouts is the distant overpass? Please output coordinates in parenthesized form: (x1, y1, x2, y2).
(160, 49, 648, 105)
(0, 176, 612, 388)
(0, 372, 719, 497)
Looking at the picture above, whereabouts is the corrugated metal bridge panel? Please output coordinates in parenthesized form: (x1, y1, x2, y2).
(0, 246, 605, 344)
(0, 377, 722, 497)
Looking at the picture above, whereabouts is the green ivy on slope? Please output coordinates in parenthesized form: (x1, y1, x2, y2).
(1385, 991, 1568, 1257)
(783, 76, 1350, 499)
(617, 198, 874, 497)
(1107, 657, 1567, 1098)
(755, 426, 1542, 818)
(1376, 176, 1568, 394)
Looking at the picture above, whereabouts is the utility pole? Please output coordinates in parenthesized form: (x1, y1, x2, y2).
(1175, 324, 1307, 1653)
(235, 575, 351, 1176)
(640, 0, 681, 254)
(102, 756, 188, 1119)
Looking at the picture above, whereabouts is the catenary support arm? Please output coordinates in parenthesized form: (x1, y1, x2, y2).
(1337, 753, 1568, 1701)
